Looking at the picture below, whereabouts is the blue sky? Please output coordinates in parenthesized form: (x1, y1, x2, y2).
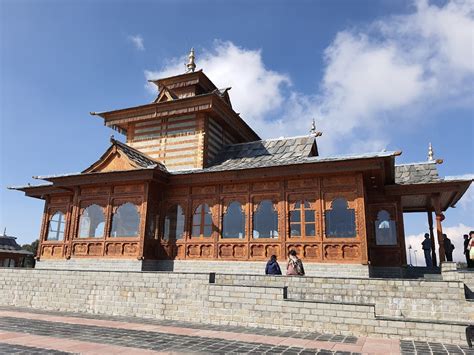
(1, 0, 473, 262)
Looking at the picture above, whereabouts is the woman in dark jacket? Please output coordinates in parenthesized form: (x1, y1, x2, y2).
(265, 255, 282, 275)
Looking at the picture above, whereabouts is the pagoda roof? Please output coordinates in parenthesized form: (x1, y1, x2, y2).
(0, 234, 33, 255)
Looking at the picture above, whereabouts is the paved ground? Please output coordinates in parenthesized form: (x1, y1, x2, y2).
(0, 307, 471, 354)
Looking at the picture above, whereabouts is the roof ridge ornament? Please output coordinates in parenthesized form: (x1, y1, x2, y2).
(428, 142, 434, 162)
(186, 48, 196, 73)
(309, 118, 323, 137)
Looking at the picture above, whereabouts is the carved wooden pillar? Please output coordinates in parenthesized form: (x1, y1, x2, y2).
(431, 194, 445, 262)
(427, 211, 437, 267)
(37, 196, 50, 259)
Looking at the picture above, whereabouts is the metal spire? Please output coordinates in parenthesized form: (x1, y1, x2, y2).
(428, 142, 434, 161)
(186, 48, 196, 73)
(309, 118, 317, 136)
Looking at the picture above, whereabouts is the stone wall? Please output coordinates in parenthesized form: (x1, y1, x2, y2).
(36, 259, 370, 278)
(0, 268, 471, 346)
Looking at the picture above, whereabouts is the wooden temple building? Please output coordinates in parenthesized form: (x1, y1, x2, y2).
(11, 50, 472, 274)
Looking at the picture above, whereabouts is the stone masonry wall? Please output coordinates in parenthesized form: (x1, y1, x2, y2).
(0, 268, 471, 345)
(36, 259, 370, 278)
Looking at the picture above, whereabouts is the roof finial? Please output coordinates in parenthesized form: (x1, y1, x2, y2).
(110, 134, 115, 143)
(3, 228, 6, 236)
(428, 142, 434, 161)
(309, 118, 316, 136)
(186, 48, 196, 73)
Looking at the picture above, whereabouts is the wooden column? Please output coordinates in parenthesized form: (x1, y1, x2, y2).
(431, 194, 445, 262)
(427, 211, 437, 267)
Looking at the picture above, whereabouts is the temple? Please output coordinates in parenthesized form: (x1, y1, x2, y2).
(10, 50, 472, 275)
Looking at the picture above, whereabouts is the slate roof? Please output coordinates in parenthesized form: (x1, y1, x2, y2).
(395, 162, 441, 184)
(203, 136, 317, 172)
(0, 235, 33, 255)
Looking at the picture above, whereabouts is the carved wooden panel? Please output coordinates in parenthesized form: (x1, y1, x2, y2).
(222, 184, 248, 193)
(88, 243, 102, 256)
(342, 244, 360, 260)
(176, 244, 185, 259)
(81, 186, 110, 196)
(106, 243, 122, 256)
(41, 245, 63, 258)
(252, 181, 280, 191)
(50, 196, 71, 204)
(166, 187, 189, 197)
(219, 244, 233, 258)
(233, 244, 247, 258)
(322, 175, 356, 188)
(265, 244, 281, 258)
(287, 178, 318, 190)
(250, 244, 265, 257)
(73, 243, 88, 256)
(123, 243, 139, 256)
(192, 186, 216, 195)
(114, 184, 144, 194)
(303, 244, 320, 259)
(324, 244, 342, 260)
(187, 245, 201, 257)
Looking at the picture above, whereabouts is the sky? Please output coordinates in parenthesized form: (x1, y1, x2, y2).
(0, 0, 473, 263)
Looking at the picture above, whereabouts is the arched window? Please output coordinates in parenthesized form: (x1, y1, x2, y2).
(164, 205, 185, 241)
(78, 204, 105, 238)
(222, 201, 245, 239)
(46, 212, 65, 241)
(111, 203, 140, 237)
(192, 204, 213, 237)
(253, 200, 278, 239)
(289, 200, 316, 237)
(375, 210, 397, 245)
(325, 198, 356, 238)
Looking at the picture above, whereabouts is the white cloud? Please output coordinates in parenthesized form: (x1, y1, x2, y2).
(128, 35, 145, 51)
(144, 0, 474, 155)
(405, 223, 474, 265)
(145, 41, 290, 134)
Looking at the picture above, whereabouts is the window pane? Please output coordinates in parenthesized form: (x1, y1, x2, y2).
(47, 212, 65, 241)
(305, 223, 316, 236)
(325, 198, 356, 238)
(375, 210, 397, 245)
(111, 203, 140, 237)
(290, 210, 300, 222)
(294, 201, 301, 209)
(223, 202, 245, 239)
(164, 205, 185, 240)
(303, 200, 311, 209)
(192, 226, 200, 237)
(78, 205, 105, 238)
(203, 225, 212, 237)
(253, 200, 278, 239)
(305, 210, 315, 222)
(290, 223, 301, 236)
(193, 211, 201, 225)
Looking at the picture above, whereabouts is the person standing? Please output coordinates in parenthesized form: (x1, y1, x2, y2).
(464, 234, 472, 268)
(265, 255, 282, 275)
(422, 233, 433, 268)
(443, 234, 455, 262)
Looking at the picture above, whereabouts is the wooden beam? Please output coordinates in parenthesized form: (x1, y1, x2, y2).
(427, 211, 437, 267)
(431, 194, 445, 262)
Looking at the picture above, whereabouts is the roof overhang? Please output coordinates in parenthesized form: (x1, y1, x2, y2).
(385, 179, 472, 212)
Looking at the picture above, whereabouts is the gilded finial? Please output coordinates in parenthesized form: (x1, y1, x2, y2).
(186, 48, 196, 73)
(428, 142, 434, 161)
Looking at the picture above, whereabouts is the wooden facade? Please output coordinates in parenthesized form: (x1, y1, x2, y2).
(13, 66, 472, 268)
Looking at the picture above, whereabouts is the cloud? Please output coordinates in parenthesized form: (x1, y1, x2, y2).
(405, 223, 474, 265)
(128, 35, 145, 51)
(144, 0, 473, 154)
(145, 42, 290, 133)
